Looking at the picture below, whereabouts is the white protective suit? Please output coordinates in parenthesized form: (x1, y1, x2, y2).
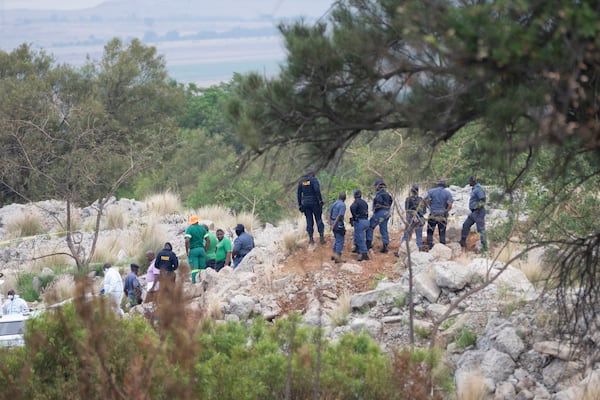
(103, 267, 124, 317)
(2, 294, 29, 315)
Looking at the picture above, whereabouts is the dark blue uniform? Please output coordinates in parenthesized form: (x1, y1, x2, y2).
(297, 174, 324, 242)
(424, 184, 453, 249)
(350, 197, 370, 254)
(461, 182, 487, 249)
(155, 245, 179, 282)
(366, 188, 393, 248)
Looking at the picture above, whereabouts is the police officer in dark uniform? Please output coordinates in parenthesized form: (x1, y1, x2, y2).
(155, 242, 179, 283)
(350, 189, 370, 262)
(366, 179, 394, 253)
(297, 167, 325, 244)
(460, 176, 487, 252)
(424, 179, 454, 250)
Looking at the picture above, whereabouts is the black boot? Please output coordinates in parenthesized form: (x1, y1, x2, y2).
(319, 235, 326, 245)
(366, 240, 372, 250)
(357, 253, 370, 262)
(309, 236, 315, 244)
(459, 239, 466, 248)
(352, 246, 360, 254)
(380, 244, 388, 253)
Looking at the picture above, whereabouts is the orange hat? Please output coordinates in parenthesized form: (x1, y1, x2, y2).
(189, 215, 199, 225)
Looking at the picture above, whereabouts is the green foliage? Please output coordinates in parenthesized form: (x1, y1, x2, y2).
(16, 273, 55, 302)
(0, 297, 451, 400)
(455, 326, 477, 350)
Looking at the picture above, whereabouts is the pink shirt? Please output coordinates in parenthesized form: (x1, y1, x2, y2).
(146, 259, 160, 284)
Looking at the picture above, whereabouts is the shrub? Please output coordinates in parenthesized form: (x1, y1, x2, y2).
(455, 326, 477, 350)
(0, 289, 453, 400)
(16, 272, 54, 302)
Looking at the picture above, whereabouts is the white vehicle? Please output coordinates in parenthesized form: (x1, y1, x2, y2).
(0, 313, 30, 347)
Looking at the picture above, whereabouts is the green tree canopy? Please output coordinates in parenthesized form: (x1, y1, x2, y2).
(227, 0, 600, 337)
(0, 39, 184, 267)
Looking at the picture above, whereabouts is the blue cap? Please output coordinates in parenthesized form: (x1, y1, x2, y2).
(353, 189, 362, 198)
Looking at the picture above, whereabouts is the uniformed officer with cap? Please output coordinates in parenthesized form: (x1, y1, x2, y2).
(366, 179, 393, 253)
(424, 179, 454, 250)
(297, 167, 325, 244)
(350, 189, 370, 261)
(460, 176, 487, 251)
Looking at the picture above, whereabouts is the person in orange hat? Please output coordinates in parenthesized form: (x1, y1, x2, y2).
(185, 215, 207, 281)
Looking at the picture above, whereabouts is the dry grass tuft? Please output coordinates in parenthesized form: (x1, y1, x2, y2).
(328, 289, 352, 327)
(144, 190, 182, 216)
(5, 209, 44, 238)
(90, 236, 120, 264)
(236, 212, 260, 232)
(519, 260, 547, 287)
(206, 294, 223, 320)
(283, 230, 303, 255)
(43, 274, 76, 305)
(139, 215, 167, 255)
(103, 205, 128, 230)
(33, 253, 73, 271)
(457, 371, 487, 400)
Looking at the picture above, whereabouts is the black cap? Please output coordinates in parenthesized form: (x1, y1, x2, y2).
(411, 184, 419, 193)
(373, 179, 385, 187)
(235, 223, 245, 232)
(468, 176, 476, 184)
(353, 189, 362, 198)
(130, 263, 139, 270)
(437, 179, 447, 187)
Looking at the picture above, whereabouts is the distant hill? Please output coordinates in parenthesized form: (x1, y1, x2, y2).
(0, 0, 332, 85)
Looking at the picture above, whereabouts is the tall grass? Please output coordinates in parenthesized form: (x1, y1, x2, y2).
(144, 190, 183, 215)
(5, 209, 44, 238)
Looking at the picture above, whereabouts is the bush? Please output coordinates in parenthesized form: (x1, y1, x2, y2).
(455, 326, 477, 350)
(0, 287, 453, 399)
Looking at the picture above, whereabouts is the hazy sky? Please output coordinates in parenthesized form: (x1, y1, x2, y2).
(2, 0, 104, 9)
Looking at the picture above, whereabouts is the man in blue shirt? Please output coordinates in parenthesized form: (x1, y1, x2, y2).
(350, 189, 370, 262)
(460, 176, 487, 252)
(424, 179, 454, 250)
(297, 167, 325, 245)
(329, 192, 347, 263)
(123, 263, 142, 307)
(366, 179, 393, 253)
(232, 224, 255, 268)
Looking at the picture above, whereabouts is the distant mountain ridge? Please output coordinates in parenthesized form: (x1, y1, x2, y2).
(0, 0, 332, 85)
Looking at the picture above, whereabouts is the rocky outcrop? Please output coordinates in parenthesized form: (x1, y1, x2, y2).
(1, 186, 596, 399)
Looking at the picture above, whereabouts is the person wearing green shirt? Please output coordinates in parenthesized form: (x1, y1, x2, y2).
(215, 228, 232, 272)
(203, 224, 218, 270)
(185, 215, 207, 283)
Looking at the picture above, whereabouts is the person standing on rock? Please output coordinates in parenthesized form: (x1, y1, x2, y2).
(232, 224, 255, 268)
(203, 224, 218, 271)
(215, 228, 233, 271)
(155, 242, 179, 283)
(366, 179, 393, 253)
(101, 263, 124, 317)
(460, 176, 487, 252)
(297, 167, 325, 245)
(329, 192, 347, 263)
(350, 189, 370, 262)
(424, 179, 454, 250)
(144, 250, 160, 303)
(123, 263, 142, 308)
(185, 216, 207, 281)
(398, 184, 425, 253)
